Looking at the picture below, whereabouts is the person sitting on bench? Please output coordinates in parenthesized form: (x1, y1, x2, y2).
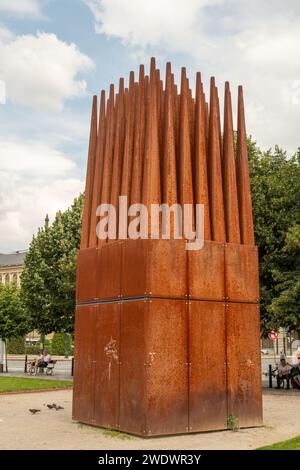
(39, 351, 52, 368)
(276, 357, 291, 389)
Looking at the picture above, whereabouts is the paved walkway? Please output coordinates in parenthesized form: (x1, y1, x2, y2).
(0, 389, 299, 450)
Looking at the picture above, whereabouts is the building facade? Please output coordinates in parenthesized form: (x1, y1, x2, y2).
(0, 251, 27, 287)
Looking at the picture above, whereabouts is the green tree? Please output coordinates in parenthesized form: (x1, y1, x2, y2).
(7, 336, 25, 354)
(51, 332, 71, 356)
(249, 143, 300, 335)
(21, 194, 83, 335)
(0, 284, 29, 370)
(269, 224, 300, 334)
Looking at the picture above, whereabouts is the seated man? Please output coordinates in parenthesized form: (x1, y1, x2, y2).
(276, 358, 291, 389)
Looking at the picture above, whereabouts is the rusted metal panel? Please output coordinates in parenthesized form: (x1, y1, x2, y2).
(76, 247, 98, 303)
(188, 241, 225, 301)
(119, 300, 147, 435)
(97, 241, 121, 300)
(72, 305, 97, 424)
(147, 239, 187, 298)
(94, 303, 120, 429)
(226, 302, 263, 428)
(121, 239, 187, 299)
(188, 301, 227, 431)
(145, 299, 188, 435)
(121, 239, 147, 298)
(225, 244, 259, 303)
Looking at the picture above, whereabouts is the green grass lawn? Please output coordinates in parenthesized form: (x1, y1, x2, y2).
(0, 376, 73, 393)
(258, 435, 300, 450)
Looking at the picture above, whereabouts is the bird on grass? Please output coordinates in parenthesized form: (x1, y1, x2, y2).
(29, 409, 41, 414)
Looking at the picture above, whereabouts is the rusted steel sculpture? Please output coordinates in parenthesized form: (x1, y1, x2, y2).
(73, 58, 263, 436)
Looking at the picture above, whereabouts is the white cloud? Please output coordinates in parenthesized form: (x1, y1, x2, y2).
(0, 140, 75, 177)
(0, 24, 14, 43)
(0, 139, 84, 252)
(84, 0, 300, 153)
(0, 0, 42, 18)
(0, 32, 94, 111)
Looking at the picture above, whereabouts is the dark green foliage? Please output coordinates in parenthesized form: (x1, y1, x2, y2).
(21, 195, 83, 335)
(51, 332, 69, 355)
(0, 284, 29, 341)
(249, 142, 300, 335)
(7, 336, 25, 354)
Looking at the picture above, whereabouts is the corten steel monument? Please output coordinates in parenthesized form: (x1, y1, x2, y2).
(73, 58, 263, 436)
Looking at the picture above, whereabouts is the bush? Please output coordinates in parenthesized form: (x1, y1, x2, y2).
(7, 336, 25, 354)
(51, 333, 72, 356)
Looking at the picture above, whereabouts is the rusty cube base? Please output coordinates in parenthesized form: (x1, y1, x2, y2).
(73, 240, 263, 436)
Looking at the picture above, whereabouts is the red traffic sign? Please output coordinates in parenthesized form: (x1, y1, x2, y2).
(268, 330, 279, 341)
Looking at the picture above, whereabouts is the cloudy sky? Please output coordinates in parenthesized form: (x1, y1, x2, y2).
(0, 0, 299, 252)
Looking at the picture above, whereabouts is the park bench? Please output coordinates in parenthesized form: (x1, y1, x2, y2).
(26, 359, 57, 376)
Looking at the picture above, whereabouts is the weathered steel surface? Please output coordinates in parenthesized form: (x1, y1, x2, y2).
(76, 247, 98, 303)
(72, 305, 96, 424)
(226, 302, 263, 427)
(208, 78, 226, 242)
(223, 82, 241, 244)
(178, 68, 194, 227)
(162, 62, 177, 227)
(94, 303, 120, 429)
(121, 239, 147, 298)
(97, 241, 121, 300)
(89, 90, 106, 248)
(121, 239, 187, 299)
(236, 86, 255, 245)
(188, 301, 227, 431)
(147, 239, 187, 298)
(225, 243, 259, 303)
(80, 96, 98, 250)
(119, 300, 147, 435)
(194, 72, 211, 240)
(74, 59, 262, 436)
(188, 241, 225, 300)
(142, 58, 161, 236)
(145, 299, 188, 435)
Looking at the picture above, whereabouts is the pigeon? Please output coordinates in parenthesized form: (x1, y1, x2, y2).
(55, 406, 64, 411)
(29, 409, 41, 414)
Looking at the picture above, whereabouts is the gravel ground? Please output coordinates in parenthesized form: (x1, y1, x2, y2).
(0, 390, 299, 450)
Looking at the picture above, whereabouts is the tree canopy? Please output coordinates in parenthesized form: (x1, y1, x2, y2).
(0, 283, 28, 342)
(21, 194, 83, 335)
(249, 143, 300, 335)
